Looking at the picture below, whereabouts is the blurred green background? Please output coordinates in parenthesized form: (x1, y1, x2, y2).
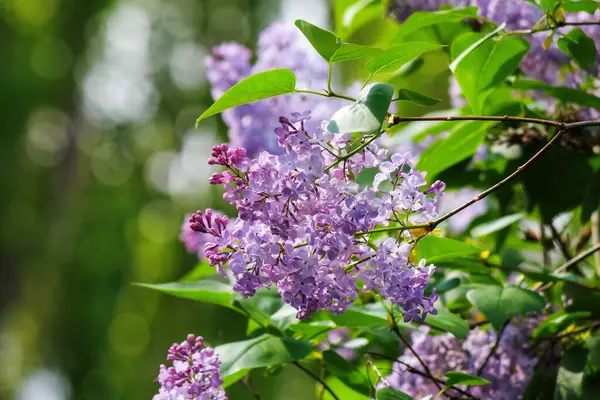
(0, 0, 453, 398)
(0, 0, 334, 398)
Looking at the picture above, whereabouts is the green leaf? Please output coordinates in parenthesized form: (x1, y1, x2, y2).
(332, 43, 383, 63)
(295, 19, 382, 63)
(289, 320, 337, 337)
(511, 78, 600, 109)
(180, 260, 216, 282)
(435, 277, 461, 294)
(395, 89, 441, 107)
(466, 285, 545, 330)
(196, 69, 296, 123)
(365, 42, 445, 81)
(444, 371, 491, 387)
(470, 213, 525, 238)
(451, 33, 529, 113)
(417, 235, 481, 263)
(533, 311, 591, 339)
(554, 346, 587, 399)
(215, 334, 312, 378)
(539, 0, 558, 11)
(335, 0, 385, 40)
(327, 82, 394, 133)
(423, 310, 469, 339)
(376, 387, 413, 400)
(135, 280, 234, 309)
(323, 350, 372, 396)
(587, 335, 600, 369)
(561, 0, 598, 14)
(325, 303, 390, 327)
(294, 20, 340, 61)
(557, 28, 597, 68)
(449, 22, 506, 73)
(390, 7, 478, 43)
(416, 121, 493, 179)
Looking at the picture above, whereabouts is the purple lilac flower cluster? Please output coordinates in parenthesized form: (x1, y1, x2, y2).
(387, 322, 538, 399)
(190, 112, 444, 320)
(205, 22, 346, 156)
(390, 134, 488, 233)
(155, 334, 226, 400)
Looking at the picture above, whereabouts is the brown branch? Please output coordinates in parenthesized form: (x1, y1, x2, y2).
(367, 352, 477, 399)
(477, 321, 508, 376)
(391, 114, 564, 129)
(293, 361, 339, 400)
(592, 211, 600, 276)
(555, 243, 600, 274)
(388, 311, 444, 391)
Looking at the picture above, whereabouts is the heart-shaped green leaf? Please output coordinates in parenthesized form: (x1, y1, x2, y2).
(467, 285, 546, 330)
(557, 28, 597, 68)
(295, 19, 382, 63)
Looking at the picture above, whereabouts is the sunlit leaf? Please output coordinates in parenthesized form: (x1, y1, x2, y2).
(365, 42, 445, 81)
(417, 236, 481, 262)
(561, 0, 598, 14)
(416, 121, 493, 179)
(196, 69, 296, 123)
(390, 7, 478, 43)
(135, 280, 234, 309)
(470, 213, 525, 238)
(295, 19, 382, 63)
(451, 33, 529, 113)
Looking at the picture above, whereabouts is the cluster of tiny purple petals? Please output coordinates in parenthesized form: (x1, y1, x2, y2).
(155, 334, 226, 400)
(205, 22, 345, 156)
(193, 112, 443, 320)
(180, 210, 230, 260)
(387, 322, 538, 399)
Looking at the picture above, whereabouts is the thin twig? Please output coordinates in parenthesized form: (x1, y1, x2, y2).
(477, 321, 508, 376)
(367, 353, 477, 399)
(242, 374, 262, 400)
(506, 20, 600, 35)
(318, 359, 326, 400)
(548, 222, 573, 262)
(387, 311, 443, 392)
(295, 89, 356, 102)
(541, 221, 550, 268)
(591, 211, 600, 276)
(555, 243, 600, 274)
(391, 114, 564, 128)
(293, 361, 339, 400)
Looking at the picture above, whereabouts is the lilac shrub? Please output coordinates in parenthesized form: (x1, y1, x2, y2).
(189, 112, 444, 320)
(154, 334, 226, 400)
(387, 322, 538, 399)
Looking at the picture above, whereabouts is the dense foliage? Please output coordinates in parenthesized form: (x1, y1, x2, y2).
(144, 1, 600, 399)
